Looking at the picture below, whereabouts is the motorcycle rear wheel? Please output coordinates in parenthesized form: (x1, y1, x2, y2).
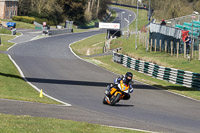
(102, 97, 108, 104)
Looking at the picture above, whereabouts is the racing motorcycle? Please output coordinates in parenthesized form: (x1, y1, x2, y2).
(102, 80, 133, 106)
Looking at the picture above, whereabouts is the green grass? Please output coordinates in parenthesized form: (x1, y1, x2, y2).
(0, 35, 15, 51)
(73, 28, 100, 33)
(0, 35, 59, 104)
(71, 33, 106, 56)
(0, 113, 145, 133)
(111, 35, 200, 73)
(0, 28, 11, 34)
(1, 19, 35, 29)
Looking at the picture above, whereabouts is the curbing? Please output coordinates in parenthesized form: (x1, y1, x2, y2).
(113, 52, 200, 90)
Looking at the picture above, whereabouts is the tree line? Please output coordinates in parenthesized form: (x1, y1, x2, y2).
(111, 0, 200, 20)
(18, 0, 111, 25)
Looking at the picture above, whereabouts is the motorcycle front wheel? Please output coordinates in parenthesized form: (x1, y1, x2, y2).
(110, 93, 121, 106)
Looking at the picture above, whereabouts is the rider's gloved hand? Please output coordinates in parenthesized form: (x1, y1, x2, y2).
(129, 88, 134, 93)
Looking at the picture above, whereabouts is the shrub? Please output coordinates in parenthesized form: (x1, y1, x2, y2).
(12, 16, 21, 21)
(12, 16, 35, 24)
(34, 17, 57, 26)
(12, 16, 57, 26)
(21, 16, 35, 24)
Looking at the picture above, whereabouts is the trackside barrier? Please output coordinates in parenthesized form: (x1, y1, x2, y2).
(113, 52, 200, 90)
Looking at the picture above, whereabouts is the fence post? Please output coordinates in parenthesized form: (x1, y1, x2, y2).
(165, 40, 167, 53)
(177, 42, 179, 58)
(146, 30, 149, 49)
(184, 42, 186, 58)
(199, 44, 200, 60)
(150, 39, 152, 52)
(144, 36, 146, 47)
(160, 40, 162, 52)
(146, 38, 149, 52)
(155, 39, 157, 52)
(191, 43, 193, 59)
(171, 41, 173, 56)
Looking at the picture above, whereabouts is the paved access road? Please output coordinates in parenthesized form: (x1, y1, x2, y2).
(4, 7, 200, 133)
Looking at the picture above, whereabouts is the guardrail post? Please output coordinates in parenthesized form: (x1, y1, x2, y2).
(177, 42, 179, 58)
(171, 41, 173, 56)
(184, 42, 186, 58)
(165, 40, 167, 53)
(154, 39, 157, 52)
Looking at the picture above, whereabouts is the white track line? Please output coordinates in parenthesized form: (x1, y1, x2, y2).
(8, 55, 71, 106)
(6, 33, 71, 106)
(106, 125, 157, 133)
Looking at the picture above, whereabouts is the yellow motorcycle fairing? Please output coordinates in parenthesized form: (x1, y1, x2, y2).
(119, 80, 130, 93)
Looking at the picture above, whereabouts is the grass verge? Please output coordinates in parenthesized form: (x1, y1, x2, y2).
(1, 19, 35, 29)
(0, 35, 59, 104)
(71, 33, 106, 56)
(0, 35, 15, 51)
(110, 35, 200, 73)
(0, 28, 11, 34)
(0, 113, 145, 133)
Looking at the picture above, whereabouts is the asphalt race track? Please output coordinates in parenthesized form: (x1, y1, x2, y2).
(5, 7, 200, 133)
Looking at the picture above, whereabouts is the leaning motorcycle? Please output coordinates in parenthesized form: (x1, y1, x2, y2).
(103, 80, 133, 106)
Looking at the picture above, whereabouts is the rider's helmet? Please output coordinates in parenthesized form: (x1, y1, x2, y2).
(125, 72, 133, 83)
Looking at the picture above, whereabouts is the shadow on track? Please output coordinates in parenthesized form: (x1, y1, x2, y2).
(1, 72, 198, 91)
(113, 104, 134, 107)
(26, 77, 110, 87)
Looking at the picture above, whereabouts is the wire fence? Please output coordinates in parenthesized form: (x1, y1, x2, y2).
(137, 23, 200, 60)
(165, 13, 200, 27)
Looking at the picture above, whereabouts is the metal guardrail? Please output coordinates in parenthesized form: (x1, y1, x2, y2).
(150, 23, 182, 39)
(48, 29, 73, 35)
(113, 52, 200, 90)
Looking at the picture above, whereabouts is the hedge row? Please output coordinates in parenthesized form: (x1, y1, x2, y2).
(12, 16, 35, 24)
(34, 17, 56, 26)
(12, 16, 57, 26)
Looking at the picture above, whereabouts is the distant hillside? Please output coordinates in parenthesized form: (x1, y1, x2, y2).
(112, 0, 200, 20)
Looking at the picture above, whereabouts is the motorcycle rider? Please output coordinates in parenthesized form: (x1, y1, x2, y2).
(105, 72, 134, 100)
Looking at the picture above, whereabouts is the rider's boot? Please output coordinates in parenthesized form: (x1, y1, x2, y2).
(105, 84, 112, 97)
